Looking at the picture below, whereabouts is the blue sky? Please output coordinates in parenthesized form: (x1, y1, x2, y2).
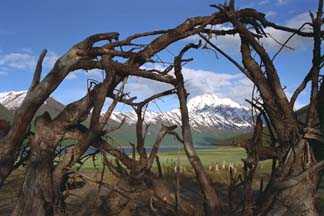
(0, 0, 320, 111)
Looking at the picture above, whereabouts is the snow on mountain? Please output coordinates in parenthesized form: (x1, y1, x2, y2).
(110, 110, 161, 124)
(187, 94, 247, 112)
(0, 90, 251, 130)
(0, 90, 64, 116)
(111, 93, 252, 130)
(0, 90, 27, 111)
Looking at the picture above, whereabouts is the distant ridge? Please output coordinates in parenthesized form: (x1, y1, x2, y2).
(0, 90, 65, 118)
(0, 91, 252, 146)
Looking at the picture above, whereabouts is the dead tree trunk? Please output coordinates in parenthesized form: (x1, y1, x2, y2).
(12, 68, 119, 215)
(318, 80, 324, 141)
(211, 2, 323, 215)
(11, 113, 58, 216)
(174, 43, 222, 216)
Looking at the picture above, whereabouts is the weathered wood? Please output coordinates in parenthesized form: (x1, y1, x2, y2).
(174, 43, 222, 216)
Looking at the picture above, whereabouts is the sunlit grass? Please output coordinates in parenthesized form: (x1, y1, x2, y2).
(78, 146, 272, 186)
(78, 146, 247, 170)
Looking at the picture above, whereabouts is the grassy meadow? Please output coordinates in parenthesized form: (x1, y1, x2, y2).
(79, 146, 248, 169)
(78, 146, 273, 186)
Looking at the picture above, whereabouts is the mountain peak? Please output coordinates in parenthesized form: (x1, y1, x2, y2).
(187, 93, 245, 112)
(0, 90, 64, 117)
(0, 90, 27, 110)
(110, 93, 251, 130)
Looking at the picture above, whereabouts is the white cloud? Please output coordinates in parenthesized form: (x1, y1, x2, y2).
(182, 68, 253, 102)
(44, 51, 59, 69)
(66, 69, 105, 81)
(266, 11, 277, 19)
(123, 76, 172, 101)
(122, 66, 253, 107)
(43, 64, 253, 109)
(0, 53, 36, 70)
(258, 0, 270, 6)
(285, 12, 311, 28)
(261, 12, 312, 50)
(188, 12, 312, 54)
(0, 50, 59, 72)
(277, 0, 289, 5)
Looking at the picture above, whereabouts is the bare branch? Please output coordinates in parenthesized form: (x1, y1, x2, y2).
(85, 32, 119, 48)
(290, 68, 313, 107)
(29, 49, 47, 91)
(306, 0, 323, 127)
(199, 33, 250, 78)
(271, 23, 311, 61)
(104, 117, 126, 134)
(135, 89, 176, 109)
(146, 125, 177, 170)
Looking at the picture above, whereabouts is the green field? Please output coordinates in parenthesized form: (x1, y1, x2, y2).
(79, 146, 274, 182)
(79, 146, 246, 168)
(158, 147, 247, 166)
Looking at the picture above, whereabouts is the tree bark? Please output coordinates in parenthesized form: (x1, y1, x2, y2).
(257, 139, 318, 216)
(11, 114, 60, 216)
(174, 44, 222, 215)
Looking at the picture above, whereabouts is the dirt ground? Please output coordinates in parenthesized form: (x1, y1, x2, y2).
(1, 168, 323, 216)
(0, 170, 206, 216)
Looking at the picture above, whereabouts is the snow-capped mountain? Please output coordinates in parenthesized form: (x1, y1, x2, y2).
(0, 90, 27, 111)
(0, 90, 64, 117)
(111, 94, 252, 130)
(0, 91, 251, 146)
(0, 91, 251, 131)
